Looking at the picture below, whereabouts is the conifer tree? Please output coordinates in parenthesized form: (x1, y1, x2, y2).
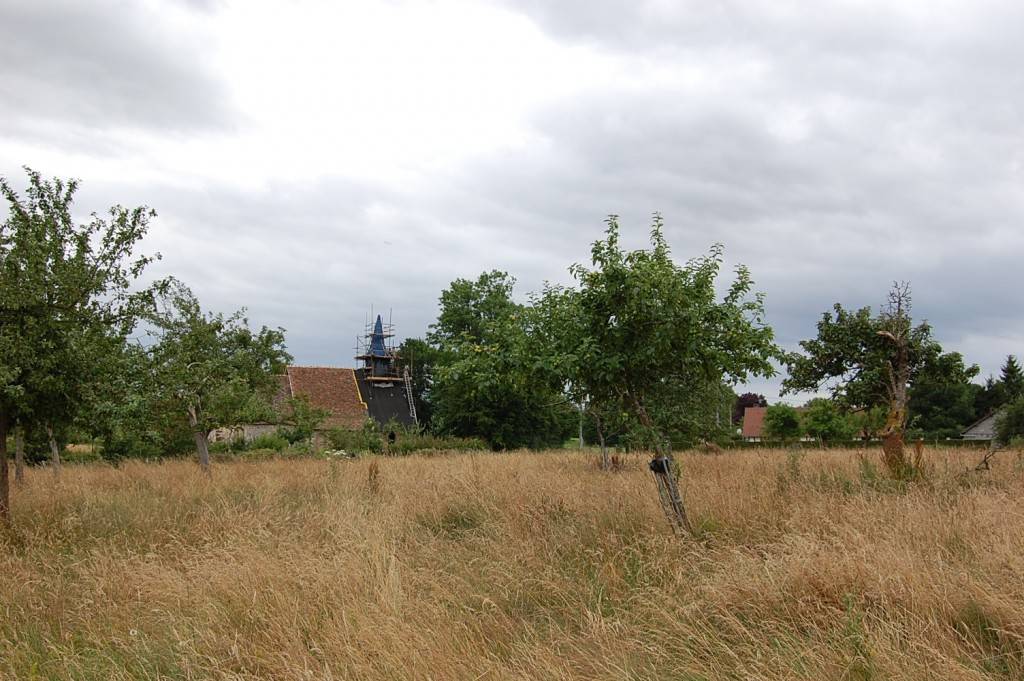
(1000, 355, 1024, 401)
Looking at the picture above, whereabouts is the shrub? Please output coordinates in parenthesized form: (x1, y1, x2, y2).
(801, 398, 855, 444)
(282, 395, 329, 443)
(325, 422, 486, 455)
(325, 421, 383, 453)
(996, 396, 1024, 446)
(63, 444, 103, 464)
(764, 404, 802, 442)
(247, 432, 290, 451)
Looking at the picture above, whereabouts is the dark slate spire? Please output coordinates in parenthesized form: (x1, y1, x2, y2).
(369, 315, 387, 357)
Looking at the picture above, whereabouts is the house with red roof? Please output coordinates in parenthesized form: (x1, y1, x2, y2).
(741, 406, 767, 441)
(741, 405, 810, 441)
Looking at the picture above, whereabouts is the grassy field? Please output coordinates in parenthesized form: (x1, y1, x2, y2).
(1, 447, 1023, 680)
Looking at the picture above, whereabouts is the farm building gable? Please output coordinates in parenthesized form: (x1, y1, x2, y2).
(741, 406, 767, 440)
(961, 410, 1002, 441)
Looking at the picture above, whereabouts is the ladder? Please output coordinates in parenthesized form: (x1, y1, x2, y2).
(403, 366, 418, 425)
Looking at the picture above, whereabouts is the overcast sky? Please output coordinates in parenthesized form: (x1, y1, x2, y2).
(2, 0, 1022, 402)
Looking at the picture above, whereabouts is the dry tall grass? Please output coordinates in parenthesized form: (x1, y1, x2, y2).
(2, 447, 1023, 680)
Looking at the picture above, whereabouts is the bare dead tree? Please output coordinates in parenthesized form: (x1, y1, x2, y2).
(974, 439, 1004, 471)
(877, 282, 914, 479)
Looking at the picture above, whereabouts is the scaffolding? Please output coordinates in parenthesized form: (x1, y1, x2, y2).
(354, 310, 402, 385)
(353, 308, 418, 426)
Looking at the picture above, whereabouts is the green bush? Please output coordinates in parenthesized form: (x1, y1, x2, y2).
(209, 430, 292, 456)
(996, 396, 1024, 445)
(247, 432, 290, 451)
(764, 404, 802, 442)
(325, 421, 382, 453)
(63, 445, 103, 464)
(325, 421, 486, 455)
(801, 399, 855, 444)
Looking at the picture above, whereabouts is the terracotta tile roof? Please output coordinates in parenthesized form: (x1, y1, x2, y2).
(741, 406, 767, 438)
(285, 366, 368, 430)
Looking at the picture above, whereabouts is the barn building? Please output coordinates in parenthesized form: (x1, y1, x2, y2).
(961, 410, 1002, 441)
(353, 314, 418, 429)
(210, 314, 417, 444)
(741, 405, 768, 441)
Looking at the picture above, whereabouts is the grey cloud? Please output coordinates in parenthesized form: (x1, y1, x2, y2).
(77, 176, 496, 368)
(415, 22, 1024, 391)
(0, 0, 234, 148)
(171, 0, 225, 11)
(4, 1, 1022, 402)
(497, 1, 1023, 60)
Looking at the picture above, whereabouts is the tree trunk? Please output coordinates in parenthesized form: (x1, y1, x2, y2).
(880, 398, 908, 479)
(46, 424, 61, 478)
(878, 284, 914, 480)
(632, 397, 666, 455)
(880, 341, 911, 480)
(14, 424, 25, 486)
(577, 407, 584, 451)
(594, 411, 609, 470)
(0, 412, 10, 525)
(631, 394, 692, 535)
(188, 406, 211, 473)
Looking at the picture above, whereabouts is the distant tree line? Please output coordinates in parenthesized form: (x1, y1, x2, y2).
(400, 216, 779, 459)
(4, 168, 1024, 518)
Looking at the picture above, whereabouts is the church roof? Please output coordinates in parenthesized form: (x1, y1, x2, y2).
(284, 366, 368, 429)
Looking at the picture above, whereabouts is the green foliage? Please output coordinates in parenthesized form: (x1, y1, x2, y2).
(145, 281, 291, 459)
(12, 421, 65, 465)
(783, 300, 940, 410)
(0, 167, 161, 459)
(841, 596, 878, 681)
(324, 422, 485, 454)
(907, 351, 980, 438)
(427, 272, 574, 450)
(398, 337, 439, 428)
(801, 398, 854, 443)
(848, 406, 886, 441)
(636, 378, 737, 448)
(323, 420, 386, 454)
(764, 405, 802, 441)
(90, 343, 193, 461)
(996, 396, 1024, 446)
(783, 285, 974, 476)
(277, 395, 329, 444)
(426, 270, 520, 346)
(1000, 355, 1024, 402)
(975, 375, 1007, 421)
(245, 432, 291, 451)
(543, 215, 779, 452)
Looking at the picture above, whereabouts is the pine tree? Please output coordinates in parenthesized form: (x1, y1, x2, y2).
(1001, 355, 1024, 401)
